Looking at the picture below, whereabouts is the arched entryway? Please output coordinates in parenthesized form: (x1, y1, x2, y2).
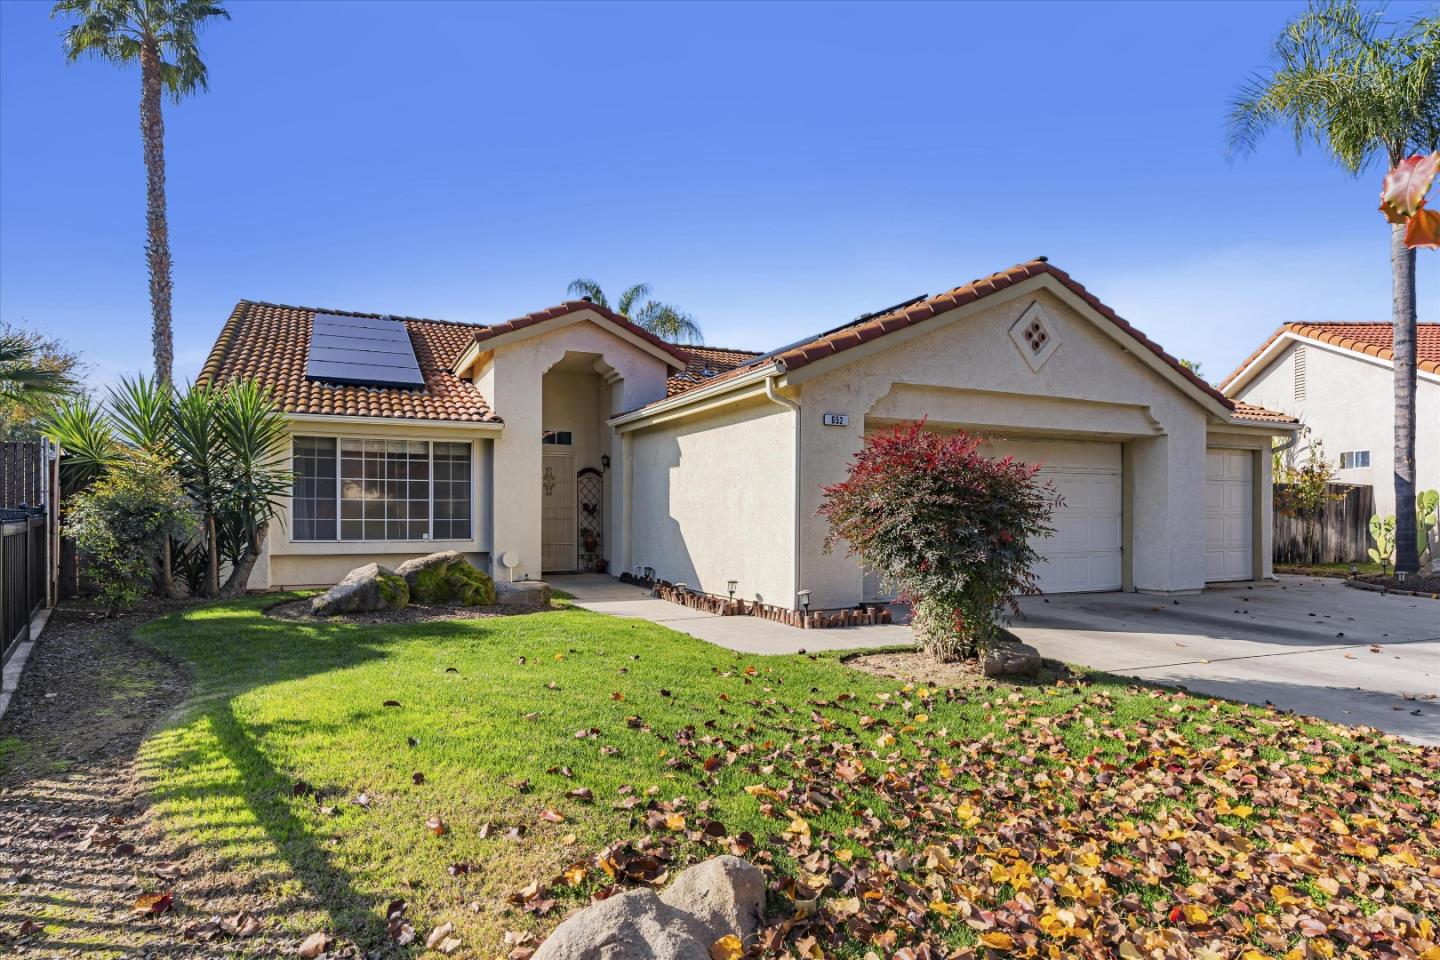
(540, 351, 615, 573)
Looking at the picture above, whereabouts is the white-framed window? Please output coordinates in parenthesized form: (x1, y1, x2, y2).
(291, 436, 472, 542)
(542, 430, 573, 445)
(1339, 450, 1370, 470)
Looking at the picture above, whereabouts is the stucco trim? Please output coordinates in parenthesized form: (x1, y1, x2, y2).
(453, 310, 688, 378)
(1221, 330, 1440, 397)
(609, 362, 783, 430)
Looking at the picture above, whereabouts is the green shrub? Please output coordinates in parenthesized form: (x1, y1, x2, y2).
(65, 450, 197, 615)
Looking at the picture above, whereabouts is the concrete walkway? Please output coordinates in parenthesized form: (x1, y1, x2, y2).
(547, 575, 911, 653)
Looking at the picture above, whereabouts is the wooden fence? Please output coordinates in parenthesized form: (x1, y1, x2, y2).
(1, 440, 46, 509)
(1274, 482, 1375, 564)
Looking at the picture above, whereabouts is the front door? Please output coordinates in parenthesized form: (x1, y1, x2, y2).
(541, 451, 577, 572)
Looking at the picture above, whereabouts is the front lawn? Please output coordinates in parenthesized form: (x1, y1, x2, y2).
(133, 597, 1439, 958)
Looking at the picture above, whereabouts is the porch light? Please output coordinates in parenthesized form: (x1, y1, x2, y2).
(601, 454, 611, 471)
(727, 580, 738, 600)
(797, 590, 811, 612)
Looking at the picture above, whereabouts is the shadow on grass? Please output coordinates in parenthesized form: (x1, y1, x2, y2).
(133, 595, 562, 946)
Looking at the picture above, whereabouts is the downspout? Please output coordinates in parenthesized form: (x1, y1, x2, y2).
(764, 373, 802, 607)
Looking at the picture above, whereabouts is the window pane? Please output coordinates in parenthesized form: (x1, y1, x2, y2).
(334, 437, 433, 540)
(291, 437, 337, 540)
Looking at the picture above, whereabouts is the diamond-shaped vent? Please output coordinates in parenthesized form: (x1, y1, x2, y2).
(1008, 301, 1061, 371)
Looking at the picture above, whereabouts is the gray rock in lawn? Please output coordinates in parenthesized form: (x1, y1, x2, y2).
(310, 562, 409, 616)
(394, 550, 465, 584)
(659, 855, 765, 944)
(981, 640, 1043, 678)
(530, 888, 714, 960)
(495, 580, 552, 606)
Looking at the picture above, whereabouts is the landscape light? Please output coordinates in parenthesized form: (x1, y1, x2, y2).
(727, 580, 738, 600)
(797, 589, 811, 612)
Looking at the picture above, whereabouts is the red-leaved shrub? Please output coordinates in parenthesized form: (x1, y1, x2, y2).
(818, 421, 1059, 660)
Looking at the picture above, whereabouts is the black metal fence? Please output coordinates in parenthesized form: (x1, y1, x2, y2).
(1, 441, 46, 510)
(1, 514, 46, 667)
(1274, 482, 1375, 564)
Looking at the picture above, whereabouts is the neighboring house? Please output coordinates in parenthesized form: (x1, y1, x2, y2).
(1219, 323, 1440, 520)
(199, 258, 1296, 609)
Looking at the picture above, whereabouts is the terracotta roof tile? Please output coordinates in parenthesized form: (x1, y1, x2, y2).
(666, 345, 764, 397)
(199, 301, 500, 423)
(1230, 401, 1299, 424)
(1219, 322, 1440, 390)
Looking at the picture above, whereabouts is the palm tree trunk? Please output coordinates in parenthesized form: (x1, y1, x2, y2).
(139, 38, 174, 385)
(1391, 222, 1418, 574)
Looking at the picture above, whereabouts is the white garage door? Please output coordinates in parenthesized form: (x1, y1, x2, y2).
(1205, 449, 1253, 582)
(984, 438, 1123, 594)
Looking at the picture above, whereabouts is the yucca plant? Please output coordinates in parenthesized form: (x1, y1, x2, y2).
(172, 382, 227, 595)
(215, 379, 289, 597)
(40, 395, 119, 497)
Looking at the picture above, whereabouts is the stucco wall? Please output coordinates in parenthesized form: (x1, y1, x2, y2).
(627, 396, 796, 606)
(1236, 340, 1440, 518)
(249, 418, 496, 590)
(480, 315, 673, 581)
(791, 286, 1212, 607)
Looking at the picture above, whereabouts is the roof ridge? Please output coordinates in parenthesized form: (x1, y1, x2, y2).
(236, 298, 488, 329)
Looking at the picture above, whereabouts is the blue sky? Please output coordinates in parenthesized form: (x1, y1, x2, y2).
(1, 0, 1434, 390)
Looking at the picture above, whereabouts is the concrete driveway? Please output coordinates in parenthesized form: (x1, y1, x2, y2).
(1010, 576, 1440, 745)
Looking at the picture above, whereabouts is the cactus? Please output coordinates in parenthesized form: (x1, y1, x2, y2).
(1417, 490, 1438, 550)
(1368, 514, 1396, 572)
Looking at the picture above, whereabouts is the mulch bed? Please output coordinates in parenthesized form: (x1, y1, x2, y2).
(1350, 572, 1440, 597)
(0, 600, 294, 957)
(844, 649, 1079, 689)
(265, 596, 555, 624)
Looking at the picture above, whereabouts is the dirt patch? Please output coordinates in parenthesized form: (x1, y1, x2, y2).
(266, 596, 554, 624)
(843, 648, 1079, 689)
(1351, 572, 1440, 597)
(0, 600, 293, 958)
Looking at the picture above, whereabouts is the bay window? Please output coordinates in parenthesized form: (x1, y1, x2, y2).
(291, 436, 472, 541)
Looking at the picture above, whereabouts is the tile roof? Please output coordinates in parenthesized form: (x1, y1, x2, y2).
(1219, 322, 1440, 390)
(1230, 401, 1299, 424)
(470, 300, 692, 367)
(640, 258, 1293, 425)
(198, 301, 500, 423)
(667, 345, 764, 396)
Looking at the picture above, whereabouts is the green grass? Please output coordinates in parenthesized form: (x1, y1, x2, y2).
(131, 595, 1433, 955)
(1274, 560, 1383, 577)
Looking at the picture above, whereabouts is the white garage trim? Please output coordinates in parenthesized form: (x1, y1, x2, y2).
(1205, 448, 1254, 582)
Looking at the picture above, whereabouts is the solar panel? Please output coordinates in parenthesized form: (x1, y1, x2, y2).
(306, 313, 426, 388)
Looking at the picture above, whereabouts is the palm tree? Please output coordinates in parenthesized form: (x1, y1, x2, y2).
(1229, 1, 1440, 574)
(567, 278, 704, 344)
(0, 332, 76, 406)
(53, 0, 230, 384)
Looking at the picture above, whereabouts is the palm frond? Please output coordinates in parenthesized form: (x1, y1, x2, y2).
(0, 333, 76, 402)
(566, 278, 608, 309)
(616, 283, 652, 319)
(51, 0, 227, 100)
(634, 301, 704, 345)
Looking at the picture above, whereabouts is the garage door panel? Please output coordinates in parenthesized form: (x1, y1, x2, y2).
(983, 439, 1123, 594)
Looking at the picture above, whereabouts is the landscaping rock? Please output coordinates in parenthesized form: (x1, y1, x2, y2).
(659, 855, 765, 944)
(395, 551, 495, 605)
(981, 640, 1043, 678)
(530, 888, 714, 960)
(495, 580, 552, 606)
(310, 563, 409, 616)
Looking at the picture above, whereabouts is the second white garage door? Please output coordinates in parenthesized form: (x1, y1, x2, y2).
(984, 438, 1123, 594)
(1204, 449, 1253, 582)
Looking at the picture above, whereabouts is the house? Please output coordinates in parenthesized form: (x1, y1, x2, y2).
(1219, 322, 1440, 519)
(198, 258, 1297, 609)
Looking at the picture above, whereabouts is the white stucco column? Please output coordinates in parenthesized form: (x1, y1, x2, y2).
(488, 360, 544, 582)
(1128, 421, 1207, 593)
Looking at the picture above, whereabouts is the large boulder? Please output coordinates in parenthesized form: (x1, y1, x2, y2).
(982, 640, 1043, 678)
(311, 563, 409, 616)
(395, 550, 495, 605)
(532, 857, 766, 960)
(495, 580, 552, 607)
(658, 855, 765, 944)
(530, 888, 713, 960)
